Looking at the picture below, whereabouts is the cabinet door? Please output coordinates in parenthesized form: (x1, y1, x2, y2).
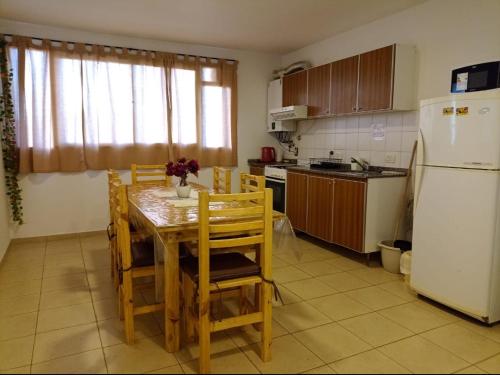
(286, 172, 308, 232)
(332, 179, 366, 251)
(282, 70, 307, 107)
(249, 166, 264, 176)
(307, 64, 331, 117)
(307, 176, 334, 242)
(331, 56, 359, 115)
(358, 45, 394, 112)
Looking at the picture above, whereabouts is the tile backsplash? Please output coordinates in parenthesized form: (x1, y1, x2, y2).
(293, 111, 418, 169)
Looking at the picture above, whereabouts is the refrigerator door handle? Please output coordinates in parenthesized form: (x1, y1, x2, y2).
(416, 129, 424, 166)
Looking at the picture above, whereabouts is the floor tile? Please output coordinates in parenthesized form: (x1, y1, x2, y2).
(477, 353, 500, 373)
(345, 286, 407, 310)
(242, 334, 324, 374)
(45, 238, 81, 253)
(41, 273, 89, 293)
(37, 302, 96, 333)
(30, 349, 107, 374)
(457, 319, 500, 344)
(0, 311, 37, 340)
(0, 267, 43, 284)
(379, 302, 455, 333)
(379, 336, 468, 374)
(86, 268, 111, 288)
(0, 365, 31, 373)
(98, 315, 162, 347)
(317, 272, 371, 292)
(339, 312, 413, 347)
(228, 319, 288, 347)
(0, 279, 41, 300)
(0, 335, 34, 370)
(273, 266, 311, 284)
(378, 281, 418, 302)
(303, 365, 336, 374)
(273, 301, 331, 333)
(283, 278, 337, 300)
(174, 331, 237, 363)
(330, 349, 411, 374)
(90, 283, 117, 302)
(294, 322, 371, 362)
(299, 260, 343, 277)
(80, 233, 108, 251)
(349, 267, 402, 285)
(326, 257, 365, 271)
(147, 364, 185, 374)
(272, 256, 290, 269)
(272, 284, 302, 306)
(32, 323, 101, 363)
(43, 260, 86, 278)
(456, 365, 487, 374)
(104, 335, 178, 373)
(308, 293, 372, 321)
(0, 293, 40, 317)
(421, 324, 500, 363)
(93, 298, 119, 321)
(39, 289, 92, 310)
(182, 348, 259, 374)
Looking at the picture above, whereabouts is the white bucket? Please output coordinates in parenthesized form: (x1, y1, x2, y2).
(378, 240, 402, 274)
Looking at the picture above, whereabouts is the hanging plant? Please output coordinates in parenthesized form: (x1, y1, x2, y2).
(0, 39, 23, 224)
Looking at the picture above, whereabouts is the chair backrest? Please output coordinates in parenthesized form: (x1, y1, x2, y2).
(107, 170, 120, 223)
(131, 164, 170, 185)
(115, 182, 132, 271)
(240, 173, 265, 193)
(197, 189, 273, 294)
(213, 167, 232, 194)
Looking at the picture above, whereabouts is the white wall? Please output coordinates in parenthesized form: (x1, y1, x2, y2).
(0, 156, 11, 259)
(281, 0, 500, 169)
(282, 0, 500, 101)
(0, 19, 281, 238)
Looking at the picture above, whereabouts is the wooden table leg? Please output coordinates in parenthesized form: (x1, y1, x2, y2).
(164, 237, 180, 352)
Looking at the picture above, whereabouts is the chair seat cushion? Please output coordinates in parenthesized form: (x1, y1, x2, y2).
(131, 237, 155, 268)
(181, 252, 261, 283)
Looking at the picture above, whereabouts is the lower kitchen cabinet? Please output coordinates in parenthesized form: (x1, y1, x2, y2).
(286, 172, 308, 232)
(285, 170, 404, 254)
(249, 166, 264, 176)
(332, 179, 366, 251)
(307, 176, 334, 242)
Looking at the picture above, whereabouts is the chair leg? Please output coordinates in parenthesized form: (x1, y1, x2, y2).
(123, 274, 135, 345)
(239, 286, 248, 315)
(118, 286, 124, 321)
(182, 273, 196, 343)
(199, 291, 211, 373)
(260, 281, 272, 362)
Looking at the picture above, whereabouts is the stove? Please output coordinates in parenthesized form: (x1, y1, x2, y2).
(264, 165, 288, 181)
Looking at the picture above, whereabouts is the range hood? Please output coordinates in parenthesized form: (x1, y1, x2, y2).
(269, 105, 308, 121)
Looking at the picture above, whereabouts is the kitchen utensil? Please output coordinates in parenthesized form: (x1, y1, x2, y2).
(261, 147, 276, 162)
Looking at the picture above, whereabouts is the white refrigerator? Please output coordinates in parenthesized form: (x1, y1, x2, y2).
(411, 88, 500, 323)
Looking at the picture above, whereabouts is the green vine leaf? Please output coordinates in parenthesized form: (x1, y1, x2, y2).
(0, 39, 23, 224)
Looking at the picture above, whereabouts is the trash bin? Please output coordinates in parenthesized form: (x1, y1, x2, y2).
(378, 240, 402, 273)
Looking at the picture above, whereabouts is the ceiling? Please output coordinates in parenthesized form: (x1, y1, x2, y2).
(0, 0, 426, 53)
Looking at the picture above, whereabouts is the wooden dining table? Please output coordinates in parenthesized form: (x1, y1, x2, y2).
(127, 182, 284, 353)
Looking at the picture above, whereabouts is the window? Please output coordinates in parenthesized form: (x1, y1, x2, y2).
(7, 36, 238, 172)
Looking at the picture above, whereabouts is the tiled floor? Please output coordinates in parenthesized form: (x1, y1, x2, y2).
(1, 233, 500, 373)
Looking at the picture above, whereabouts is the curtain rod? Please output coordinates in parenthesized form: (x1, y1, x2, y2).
(2, 33, 237, 63)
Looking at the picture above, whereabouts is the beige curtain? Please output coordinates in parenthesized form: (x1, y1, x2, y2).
(6, 35, 238, 173)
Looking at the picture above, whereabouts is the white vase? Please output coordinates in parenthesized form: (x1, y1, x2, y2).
(176, 184, 191, 198)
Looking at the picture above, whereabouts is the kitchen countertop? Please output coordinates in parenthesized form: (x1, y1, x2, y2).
(247, 158, 298, 167)
(287, 165, 407, 180)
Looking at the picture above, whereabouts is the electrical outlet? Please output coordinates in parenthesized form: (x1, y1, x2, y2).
(384, 152, 397, 164)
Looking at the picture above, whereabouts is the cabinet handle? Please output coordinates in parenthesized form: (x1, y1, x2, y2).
(352, 106, 357, 111)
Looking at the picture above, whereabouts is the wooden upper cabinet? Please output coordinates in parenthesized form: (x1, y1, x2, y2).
(307, 176, 334, 242)
(330, 55, 359, 115)
(282, 70, 307, 107)
(307, 64, 331, 117)
(332, 179, 366, 252)
(285, 172, 308, 232)
(358, 45, 394, 112)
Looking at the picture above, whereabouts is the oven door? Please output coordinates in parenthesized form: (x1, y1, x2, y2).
(265, 177, 286, 213)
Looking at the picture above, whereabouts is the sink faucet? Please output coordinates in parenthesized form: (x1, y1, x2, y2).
(351, 157, 370, 171)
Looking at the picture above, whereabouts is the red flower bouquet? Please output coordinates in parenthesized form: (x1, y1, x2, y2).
(166, 158, 200, 187)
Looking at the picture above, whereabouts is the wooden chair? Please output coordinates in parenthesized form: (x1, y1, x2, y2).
(107, 170, 121, 288)
(240, 172, 265, 193)
(131, 164, 171, 185)
(114, 182, 164, 344)
(181, 189, 274, 373)
(213, 167, 232, 194)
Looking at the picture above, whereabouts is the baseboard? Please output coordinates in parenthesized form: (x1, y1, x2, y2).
(10, 230, 107, 245)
